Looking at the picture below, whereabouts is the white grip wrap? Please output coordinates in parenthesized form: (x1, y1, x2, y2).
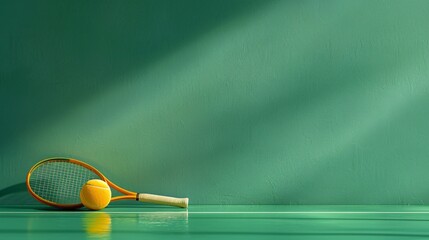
(138, 193, 189, 208)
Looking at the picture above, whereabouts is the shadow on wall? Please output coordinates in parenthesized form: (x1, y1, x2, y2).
(0, 0, 276, 149)
(0, 182, 37, 204)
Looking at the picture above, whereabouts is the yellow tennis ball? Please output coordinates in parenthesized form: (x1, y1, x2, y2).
(80, 179, 111, 210)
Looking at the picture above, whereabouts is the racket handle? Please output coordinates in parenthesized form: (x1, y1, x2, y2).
(137, 193, 189, 208)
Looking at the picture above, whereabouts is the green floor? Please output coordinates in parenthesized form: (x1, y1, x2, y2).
(2, 205, 429, 239)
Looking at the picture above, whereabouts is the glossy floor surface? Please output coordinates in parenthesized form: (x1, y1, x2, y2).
(2, 205, 429, 239)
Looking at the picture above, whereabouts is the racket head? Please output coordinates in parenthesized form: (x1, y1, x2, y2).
(26, 157, 106, 209)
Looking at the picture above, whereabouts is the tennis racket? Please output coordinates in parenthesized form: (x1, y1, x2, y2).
(26, 157, 188, 209)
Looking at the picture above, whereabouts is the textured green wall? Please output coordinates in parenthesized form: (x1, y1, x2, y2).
(2, 0, 429, 205)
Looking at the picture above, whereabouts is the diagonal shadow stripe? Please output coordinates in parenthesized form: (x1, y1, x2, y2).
(0, 0, 278, 150)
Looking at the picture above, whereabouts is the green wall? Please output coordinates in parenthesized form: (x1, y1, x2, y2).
(2, 0, 429, 205)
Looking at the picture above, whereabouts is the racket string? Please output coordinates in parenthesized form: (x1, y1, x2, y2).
(29, 161, 100, 204)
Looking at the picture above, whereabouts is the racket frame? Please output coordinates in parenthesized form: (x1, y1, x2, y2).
(26, 157, 144, 209)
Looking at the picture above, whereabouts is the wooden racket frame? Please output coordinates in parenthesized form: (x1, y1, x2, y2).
(27, 157, 160, 209)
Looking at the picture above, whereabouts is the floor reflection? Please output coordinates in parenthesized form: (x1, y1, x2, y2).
(83, 212, 111, 239)
(137, 212, 189, 231)
(82, 211, 189, 238)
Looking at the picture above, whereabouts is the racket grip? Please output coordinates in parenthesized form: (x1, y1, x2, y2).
(137, 193, 189, 208)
